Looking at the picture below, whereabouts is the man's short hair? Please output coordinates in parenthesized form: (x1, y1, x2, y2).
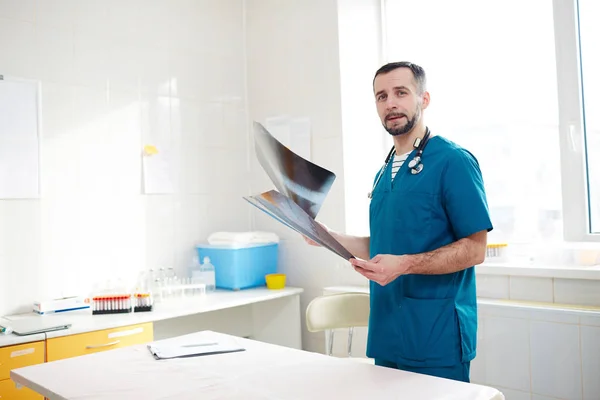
(373, 61, 427, 95)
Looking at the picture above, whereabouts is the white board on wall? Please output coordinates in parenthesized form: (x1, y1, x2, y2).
(0, 75, 40, 199)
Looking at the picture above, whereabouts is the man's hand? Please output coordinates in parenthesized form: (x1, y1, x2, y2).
(349, 254, 411, 286)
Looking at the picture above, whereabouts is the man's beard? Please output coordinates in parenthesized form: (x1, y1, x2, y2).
(383, 108, 420, 136)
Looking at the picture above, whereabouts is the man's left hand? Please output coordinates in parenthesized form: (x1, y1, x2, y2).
(349, 254, 412, 286)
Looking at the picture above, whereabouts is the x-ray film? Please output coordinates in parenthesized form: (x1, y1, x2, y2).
(252, 121, 335, 219)
(244, 122, 356, 260)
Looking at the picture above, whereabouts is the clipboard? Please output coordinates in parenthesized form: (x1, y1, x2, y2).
(147, 340, 245, 360)
(5, 317, 71, 336)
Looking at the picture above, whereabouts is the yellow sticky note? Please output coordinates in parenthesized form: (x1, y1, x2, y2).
(143, 145, 158, 156)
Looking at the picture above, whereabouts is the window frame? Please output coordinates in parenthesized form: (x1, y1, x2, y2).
(553, 0, 600, 242)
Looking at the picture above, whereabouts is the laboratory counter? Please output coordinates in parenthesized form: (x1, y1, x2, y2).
(0, 329, 45, 348)
(0, 286, 303, 347)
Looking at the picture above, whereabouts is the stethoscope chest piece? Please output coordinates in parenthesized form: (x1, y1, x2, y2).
(407, 156, 420, 169)
(410, 163, 423, 174)
(367, 127, 431, 197)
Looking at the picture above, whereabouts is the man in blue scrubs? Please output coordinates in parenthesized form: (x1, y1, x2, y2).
(310, 62, 493, 382)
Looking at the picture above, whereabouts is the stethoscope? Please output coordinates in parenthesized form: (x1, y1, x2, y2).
(368, 127, 431, 199)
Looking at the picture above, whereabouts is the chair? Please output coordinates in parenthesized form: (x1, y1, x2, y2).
(305, 292, 370, 358)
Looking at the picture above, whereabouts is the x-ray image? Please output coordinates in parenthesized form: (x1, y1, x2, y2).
(244, 121, 355, 260)
(252, 121, 335, 219)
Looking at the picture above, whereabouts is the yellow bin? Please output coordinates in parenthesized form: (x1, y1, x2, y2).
(265, 273, 286, 289)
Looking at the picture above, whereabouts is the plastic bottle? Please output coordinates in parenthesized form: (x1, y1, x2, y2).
(200, 256, 216, 292)
(189, 255, 202, 280)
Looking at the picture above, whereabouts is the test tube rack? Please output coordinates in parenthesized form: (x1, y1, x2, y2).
(133, 293, 153, 312)
(92, 295, 132, 315)
(486, 243, 508, 259)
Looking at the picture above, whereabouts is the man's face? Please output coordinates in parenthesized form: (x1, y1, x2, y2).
(373, 68, 429, 136)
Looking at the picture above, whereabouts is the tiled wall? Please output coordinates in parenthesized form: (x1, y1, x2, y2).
(0, 0, 251, 315)
(474, 274, 600, 399)
(245, 0, 363, 353)
(0, 0, 377, 348)
(473, 300, 600, 400)
(477, 275, 600, 306)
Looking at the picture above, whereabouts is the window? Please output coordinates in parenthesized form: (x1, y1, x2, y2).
(383, 0, 563, 246)
(577, 0, 600, 234)
(554, 0, 600, 241)
(382, 0, 600, 246)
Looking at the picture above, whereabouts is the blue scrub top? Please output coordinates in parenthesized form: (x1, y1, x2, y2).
(367, 135, 493, 368)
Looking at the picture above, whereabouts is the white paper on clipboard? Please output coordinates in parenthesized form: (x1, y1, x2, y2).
(147, 334, 245, 360)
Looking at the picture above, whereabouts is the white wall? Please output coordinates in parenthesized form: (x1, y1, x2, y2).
(337, 0, 389, 237)
(0, 0, 251, 315)
(245, 0, 373, 352)
(0, 0, 376, 351)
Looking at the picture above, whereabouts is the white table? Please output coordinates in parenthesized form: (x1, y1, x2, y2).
(11, 331, 505, 400)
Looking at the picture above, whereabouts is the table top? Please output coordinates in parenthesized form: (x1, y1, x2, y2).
(0, 287, 303, 348)
(12, 330, 505, 400)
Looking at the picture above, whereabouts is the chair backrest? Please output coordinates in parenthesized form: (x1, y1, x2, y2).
(306, 292, 370, 332)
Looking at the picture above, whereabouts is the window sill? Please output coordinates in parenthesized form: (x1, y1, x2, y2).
(476, 261, 600, 280)
(477, 297, 600, 313)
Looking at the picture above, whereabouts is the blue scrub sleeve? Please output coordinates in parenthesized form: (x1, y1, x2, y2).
(442, 149, 493, 239)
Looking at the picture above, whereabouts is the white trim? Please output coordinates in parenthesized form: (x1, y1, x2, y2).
(379, 0, 388, 64)
(377, 0, 391, 155)
(242, 0, 251, 177)
(554, 0, 600, 242)
(476, 262, 600, 281)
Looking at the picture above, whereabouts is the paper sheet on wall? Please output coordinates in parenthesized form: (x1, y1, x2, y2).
(142, 144, 175, 194)
(0, 77, 40, 199)
(264, 116, 311, 161)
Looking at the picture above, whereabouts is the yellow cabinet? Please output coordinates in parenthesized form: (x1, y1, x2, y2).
(0, 341, 45, 399)
(0, 341, 45, 381)
(47, 322, 153, 361)
(0, 378, 43, 399)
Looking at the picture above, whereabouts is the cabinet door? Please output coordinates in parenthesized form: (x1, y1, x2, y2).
(0, 342, 45, 381)
(0, 379, 43, 400)
(47, 322, 153, 361)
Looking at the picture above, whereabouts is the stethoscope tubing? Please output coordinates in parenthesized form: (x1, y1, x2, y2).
(368, 127, 431, 198)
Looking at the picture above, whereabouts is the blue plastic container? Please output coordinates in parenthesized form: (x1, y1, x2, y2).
(195, 242, 279, 290)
